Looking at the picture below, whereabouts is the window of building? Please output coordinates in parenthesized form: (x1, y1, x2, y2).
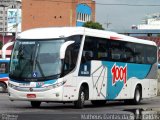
(76, 12, 91, 22)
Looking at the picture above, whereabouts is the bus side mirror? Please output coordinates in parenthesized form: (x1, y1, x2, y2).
(60, 41, 75, 59)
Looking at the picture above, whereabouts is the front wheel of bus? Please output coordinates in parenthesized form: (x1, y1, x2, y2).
(31, 101, 41, 108)
(74, 86, 85, 109)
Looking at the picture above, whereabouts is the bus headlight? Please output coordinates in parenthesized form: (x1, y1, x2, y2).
(8, 83, 18, 89)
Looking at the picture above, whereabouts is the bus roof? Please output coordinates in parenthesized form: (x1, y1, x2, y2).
(18, 27, 157, 46)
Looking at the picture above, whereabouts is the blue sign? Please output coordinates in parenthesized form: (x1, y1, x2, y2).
(78, 62, 91, 76)
(32, 72, 38, 78)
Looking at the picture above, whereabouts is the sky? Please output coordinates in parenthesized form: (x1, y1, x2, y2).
(95, 0, 160, 30)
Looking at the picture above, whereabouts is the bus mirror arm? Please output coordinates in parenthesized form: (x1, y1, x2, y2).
(60, 41, 75, 59)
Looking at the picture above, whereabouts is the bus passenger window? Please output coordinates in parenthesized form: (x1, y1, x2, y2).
(97, 39, 108, 61)
(81, 36, 96, 63)
(146, 46, 157, 64)
(82, 51, 93, 63)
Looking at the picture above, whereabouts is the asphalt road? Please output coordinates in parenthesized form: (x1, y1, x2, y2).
(0, 93, 160, 120)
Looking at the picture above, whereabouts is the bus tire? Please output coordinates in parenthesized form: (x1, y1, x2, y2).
(0, 82, 7, 93)
(74, 86, 85, 109)
(31, 101, 41, 108)
(91, 100, 106, 106)
(132, 86, 142, 105)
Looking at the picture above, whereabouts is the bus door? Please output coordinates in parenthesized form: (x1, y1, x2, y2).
(79, 51, 107, 100)
(79, 36, 108, 100)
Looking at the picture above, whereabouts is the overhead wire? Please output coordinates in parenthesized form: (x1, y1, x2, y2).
(33, 0, 160, 7)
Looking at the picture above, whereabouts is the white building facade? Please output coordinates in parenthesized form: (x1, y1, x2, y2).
(0, 0, 21, 33)
(138, 13, 160, 30)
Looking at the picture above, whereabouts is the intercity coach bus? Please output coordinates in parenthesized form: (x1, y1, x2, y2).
(8, 27, 158, 108)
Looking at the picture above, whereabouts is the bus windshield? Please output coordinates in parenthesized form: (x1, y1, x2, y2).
(9, 39, 65, 81)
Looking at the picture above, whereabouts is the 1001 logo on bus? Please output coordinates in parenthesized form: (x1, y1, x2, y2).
(111, 64, 127, 85)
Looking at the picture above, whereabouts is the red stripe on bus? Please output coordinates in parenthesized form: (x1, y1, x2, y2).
(0, 78, 9, 81)
(110, 36, 121, 40)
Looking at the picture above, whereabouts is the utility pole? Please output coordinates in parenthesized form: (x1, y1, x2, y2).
(104, 22, 111, 30)
(15, 0, 20, 39)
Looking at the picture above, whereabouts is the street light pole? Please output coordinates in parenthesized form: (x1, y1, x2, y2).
(2, 6, 5, 46)
(104, 22, 112, 30)
(15, 1, 20, 39)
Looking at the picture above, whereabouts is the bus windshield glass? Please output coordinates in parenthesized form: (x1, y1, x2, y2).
(9, 39, 65, 81)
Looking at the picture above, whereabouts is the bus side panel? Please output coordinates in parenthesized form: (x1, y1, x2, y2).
(139, 79, 150, 98)
(77, 61, 107, 100)
(90, 61, 107, 100)
(116, 78, 151, 99)
(147, 63, 158, 97)
(149, 79, 157, 97)
(62, 74, 78, 101)
(102, 61, 152, 100)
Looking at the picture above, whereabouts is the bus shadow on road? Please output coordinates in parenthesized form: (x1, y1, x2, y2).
(24, 101, 149, 110)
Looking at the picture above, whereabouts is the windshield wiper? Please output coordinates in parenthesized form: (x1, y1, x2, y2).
(33, 43, 45, 78)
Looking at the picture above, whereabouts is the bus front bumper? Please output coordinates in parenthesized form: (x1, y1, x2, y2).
(8, 86, 63, 102)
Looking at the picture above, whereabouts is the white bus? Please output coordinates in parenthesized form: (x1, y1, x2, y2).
(8, 27, 158, 108)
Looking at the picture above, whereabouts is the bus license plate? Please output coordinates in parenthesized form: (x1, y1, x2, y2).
(27, 94, 36, 98)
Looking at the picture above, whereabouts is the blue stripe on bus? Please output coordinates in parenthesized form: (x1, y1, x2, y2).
(0, 74, 8, 78)
(102, 61, 151, 99)
(10, 79, 57, 88)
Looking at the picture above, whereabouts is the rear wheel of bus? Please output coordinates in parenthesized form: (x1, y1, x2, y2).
(31, 101, 41, 108)
(125, 85, 142, 105)
(132, 85, 142, 104)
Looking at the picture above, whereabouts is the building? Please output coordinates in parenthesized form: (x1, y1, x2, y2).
(137, 13, 160, 30)
(0, 0, 21, 46)
(0, 0, 21, 33)
(22, 0, 95, 31)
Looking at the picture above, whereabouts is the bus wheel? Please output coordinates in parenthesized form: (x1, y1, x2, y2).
(0, 82, 7, 93)
(91, 100, 106, 106)
(74, 86, 85, 109)
(31, 101, 41, 108)
(132, 86, 142, 105)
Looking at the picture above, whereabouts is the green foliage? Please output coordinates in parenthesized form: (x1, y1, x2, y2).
(83, 21, 104, 30)
(157, 34, 160, 37)
(0, 41, 2, 49)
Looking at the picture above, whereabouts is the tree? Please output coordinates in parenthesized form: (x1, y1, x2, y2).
(83, 21, 104, 30)
(0, 41, 2, 49)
